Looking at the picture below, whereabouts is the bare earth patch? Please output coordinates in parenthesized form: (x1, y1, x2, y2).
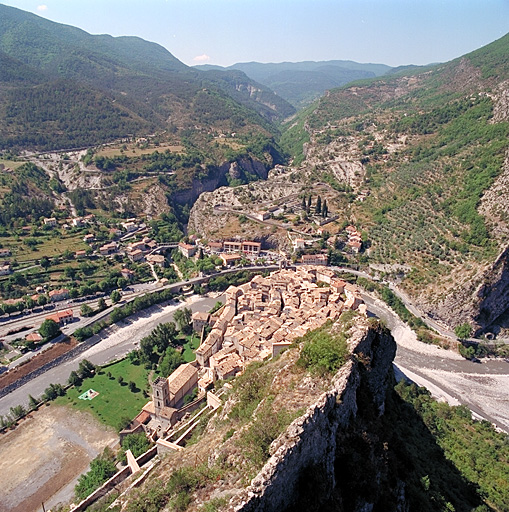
(0, 404, 117, 512)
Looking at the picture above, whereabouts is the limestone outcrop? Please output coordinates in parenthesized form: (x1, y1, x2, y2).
(228, 321, 396, 512)
(433, 244, 509, 335)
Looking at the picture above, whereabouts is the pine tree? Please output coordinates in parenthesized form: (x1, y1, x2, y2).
(307, 195, 312, 213)
(302, 196, 307, 210)
(316, 196, 322, 214)
(322, 199, 328, 218)
(28, 394, 39, 410)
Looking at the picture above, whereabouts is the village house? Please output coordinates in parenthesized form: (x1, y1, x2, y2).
(121, 221, 138, 232)
(178, 242, 197, 258)
(0, 264, 11, 276)
(192, 311, 210, 334)
(48, 288, 69, 302)
(220, 253, 241, 267)
(0, 248, 11, 257)
(71, 217, 84, 227)
(45, 308, 74, 325)
(43, 217, 57, 227)
(223, 240, 242, 253)
(127, 240, 147, 254)
(83, 234, 95, 243)
(293, 238, 306, 250)
(241, 241, 261, 256)
(129, 249, 144, 262)
(207, 241, 223, 254)
(254, 211, 270, 221)
(99, 242, 118, 255)
(301, 253, 328, 266)
(75, 250, 87, 259)
(146, 254, 165, 267)
(25, 332, 43, 343)
(121, 268, 136, 280)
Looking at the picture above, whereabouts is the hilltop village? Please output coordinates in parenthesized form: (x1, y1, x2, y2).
(137, 266, 366, 435)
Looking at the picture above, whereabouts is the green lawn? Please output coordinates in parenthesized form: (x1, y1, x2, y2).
(55, 358, 150, 429)
(182, 333, 200, 362)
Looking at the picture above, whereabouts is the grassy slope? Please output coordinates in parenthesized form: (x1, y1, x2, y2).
(280, 32, 509, 303)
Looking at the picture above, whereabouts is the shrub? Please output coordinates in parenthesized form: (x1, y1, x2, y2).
(297, 324, 349, 375)
(74, 448, 117, 500)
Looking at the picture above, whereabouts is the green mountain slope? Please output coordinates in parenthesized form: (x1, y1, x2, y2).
(282, 32, 509, 332)
(196, 60, 392, 108)
(0, 4, 294, 151)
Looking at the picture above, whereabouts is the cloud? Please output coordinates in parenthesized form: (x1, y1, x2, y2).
(193, 54, 211, 63)
(37, 5, 48, 11)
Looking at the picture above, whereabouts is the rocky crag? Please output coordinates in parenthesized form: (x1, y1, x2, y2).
(228, 321, 396, 512)
(113, 318, 405, 512)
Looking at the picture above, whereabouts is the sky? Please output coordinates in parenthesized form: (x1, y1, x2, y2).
(1, 0, 509, 68)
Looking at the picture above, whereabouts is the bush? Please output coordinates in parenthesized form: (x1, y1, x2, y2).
(119, 433, 151, 463)
(74, 448, 117, 500)
(297, 323, 349, 375)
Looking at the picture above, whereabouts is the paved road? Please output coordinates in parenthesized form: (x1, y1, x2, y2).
(0, 294, 222, 417)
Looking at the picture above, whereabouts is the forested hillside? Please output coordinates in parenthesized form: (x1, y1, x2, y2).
(196, 60, 392, 108)
(0, 4, 294, 152)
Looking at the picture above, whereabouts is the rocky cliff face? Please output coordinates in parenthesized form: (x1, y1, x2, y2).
(228, 322, 397, 512)
(172, 157, 270, 206)
(433, 244, 509, 335)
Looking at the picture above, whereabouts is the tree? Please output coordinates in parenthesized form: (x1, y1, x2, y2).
(128, 381, 137, 392)
(28, 394, 39, 410)
(301, 196, 307, 210)
(306, 195, 312, 213)
(42, 383, 65, 401)
(120, 433, 150, 463)
(10, 404, 26, 420)
(315, 195, 322, 215)
(174, 307, 192, 333)
(322, 199, 328, 218)
(78, 359, 96, 378)
(110, 290, 121, 304)
(455, 323, 472, 340)
(97, 297, 107, 311)
(117, 375, 124, 385)
(159, 347, 184, 378)
(40, 256, 51, 269)
(39, 319, 61, 340)
(68, 370, 82, 387)
(80, 303, 94, 317)
(74, 448, 117, 500)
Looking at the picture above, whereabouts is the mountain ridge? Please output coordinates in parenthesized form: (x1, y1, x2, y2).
(195, 59, 393, 108)
(0, 3, 294, 151)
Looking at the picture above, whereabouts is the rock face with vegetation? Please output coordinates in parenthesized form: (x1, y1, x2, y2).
(229, 320, 396, 512)
(277, 33, 509, 334)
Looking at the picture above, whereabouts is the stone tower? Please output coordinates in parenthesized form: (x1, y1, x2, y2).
(152, 376, 169, 414)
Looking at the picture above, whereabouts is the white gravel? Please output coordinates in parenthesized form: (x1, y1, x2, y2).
(82, 296, 201, 358)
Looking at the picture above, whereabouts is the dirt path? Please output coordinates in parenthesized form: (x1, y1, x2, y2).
(0, 404, 117, 512)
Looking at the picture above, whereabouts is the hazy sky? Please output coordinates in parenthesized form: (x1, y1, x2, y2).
(2, 0, 508, 67)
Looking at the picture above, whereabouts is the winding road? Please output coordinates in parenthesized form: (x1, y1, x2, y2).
(1, 267, 508, 433)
